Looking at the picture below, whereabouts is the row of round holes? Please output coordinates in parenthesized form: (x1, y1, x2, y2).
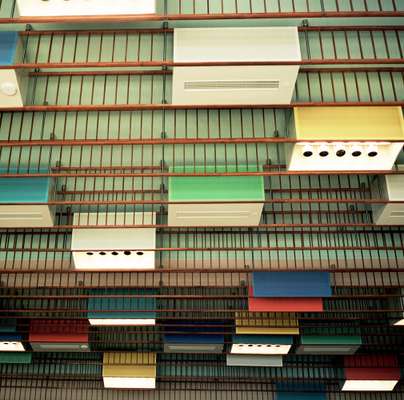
(86, 251, 144, 256)
(1, 342, 19, 346)
(303, 149, 378, 158)
(237, 344, 283, 348)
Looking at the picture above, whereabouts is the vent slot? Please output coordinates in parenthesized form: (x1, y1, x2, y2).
(390, 211, 404, 217)
(184, 80, 280, 90)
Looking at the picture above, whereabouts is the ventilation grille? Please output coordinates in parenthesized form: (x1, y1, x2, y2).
(184, 80, 280, 90)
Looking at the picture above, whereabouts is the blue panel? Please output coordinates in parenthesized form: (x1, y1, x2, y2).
(233, 335, 293, 345)
(165, 334, 224, 345)
(0, 32, 19, 66)
(0, 333, 22, 341)
(252, 272, 332, 298)
(87, 289, 156, 320)
(0, 177, 52, 203)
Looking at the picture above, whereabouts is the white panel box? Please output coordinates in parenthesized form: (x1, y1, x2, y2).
(286, 107, 404, 171)
(71, 212, 156, 270)
(372, 173, 404, 225)
(0, 70, 29, 107)
(172, 27, 301, 105)
(16, 0, 156, 17)
(226, 354, 283, 367)
(230, 343, 291, 355)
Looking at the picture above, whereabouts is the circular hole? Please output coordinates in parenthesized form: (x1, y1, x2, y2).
(124, 251, 131, 256)
(352, 151, 362, 157)
(303, 151, 313, 157)
(336, 149, 346, 157)
(136, 251, 144, 256)
(99, 252, 106, 256)
(319, 151, 329, 157)
(275, 345, 281, 348)
(86, 252, 94, 256)
(256, 344, 262, 347)
(111, 251, 119, 256)
(248, 344, 253, 347)
(368, 151, 378, 157)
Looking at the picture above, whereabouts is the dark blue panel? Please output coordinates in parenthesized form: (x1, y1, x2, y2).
(276, 384, 326, 400)
(252, 272, 332, 298)
(0, 32, 19, 66)
(165, 334, 224, 345)
(0, 333, 22, 341)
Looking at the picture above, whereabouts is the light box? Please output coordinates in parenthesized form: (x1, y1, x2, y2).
(235, 312, 299, 335)
(342, 355, 400, 391)
(296, 335, 361, 355)
(172, 27, 300, 105)
(103, 352, 156, 390)
(0, 175, 55, 228)
(226, 354, 283, 367)
(16, 0, 156, 17)
(71, 212, 156, 271)
(231, 334, 293, 355)
(286, 106, 404, 171)
(0, 32, 28, 108)
(0, 334, 25, 352)
(87, 289, 156, 326)
(252, 272, 332, 298)
(372, 174, 404, 225)
(168, 165, 264, 227)
(0, 353, 32, 364)
(29, 320, 90, 352)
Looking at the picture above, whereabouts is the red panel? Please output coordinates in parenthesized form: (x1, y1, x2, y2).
(344, 355, 400, 381)
(248, 287, 323, 312)
(29, 320, 89, 343)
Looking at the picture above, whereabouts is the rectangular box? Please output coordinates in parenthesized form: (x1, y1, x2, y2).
(248, 295, 324, 312)
(0, 353, 32, 364)
(71, 212, 156, 270)
(296, 335, 361, 355)
(286, 107, 404, 171)
(231, 334, 292, 355)
(16, 0, 156, 16)
(168, 166, 264, 227)
(0, 334, 25, 352)
(372, 174, 404, 225)
(103, 352, 156, 389)
(0, 176, 55, 228)
(342, 355, 400, 391)
(0, 32, 28, 107)
(252, 272, 331, 298)
(88, 289, 156, 326)
(164, 335, 224, 353)
(29, 320, 90, 352)
(226, 354, 283, 367)
(173, 27, 300, 105)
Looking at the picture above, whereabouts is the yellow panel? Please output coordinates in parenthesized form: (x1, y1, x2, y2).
(235, 312, 299, 335)
(293, 106, 404, 140)
(103, 352, 157, 378)
(103, 352, 156, 366)
(103, 365, 156, 378)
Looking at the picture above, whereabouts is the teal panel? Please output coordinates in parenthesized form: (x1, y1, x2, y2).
(0, 177, 52, 203)
(0, 353, 32, 364)
(301, 335, 362, 345)
(169, 165, 265, 202)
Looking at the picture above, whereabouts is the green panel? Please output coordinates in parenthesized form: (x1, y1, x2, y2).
(169, 165, 265, 202)
(301, 335, 362, 345)
(0, 353, 32, 364)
